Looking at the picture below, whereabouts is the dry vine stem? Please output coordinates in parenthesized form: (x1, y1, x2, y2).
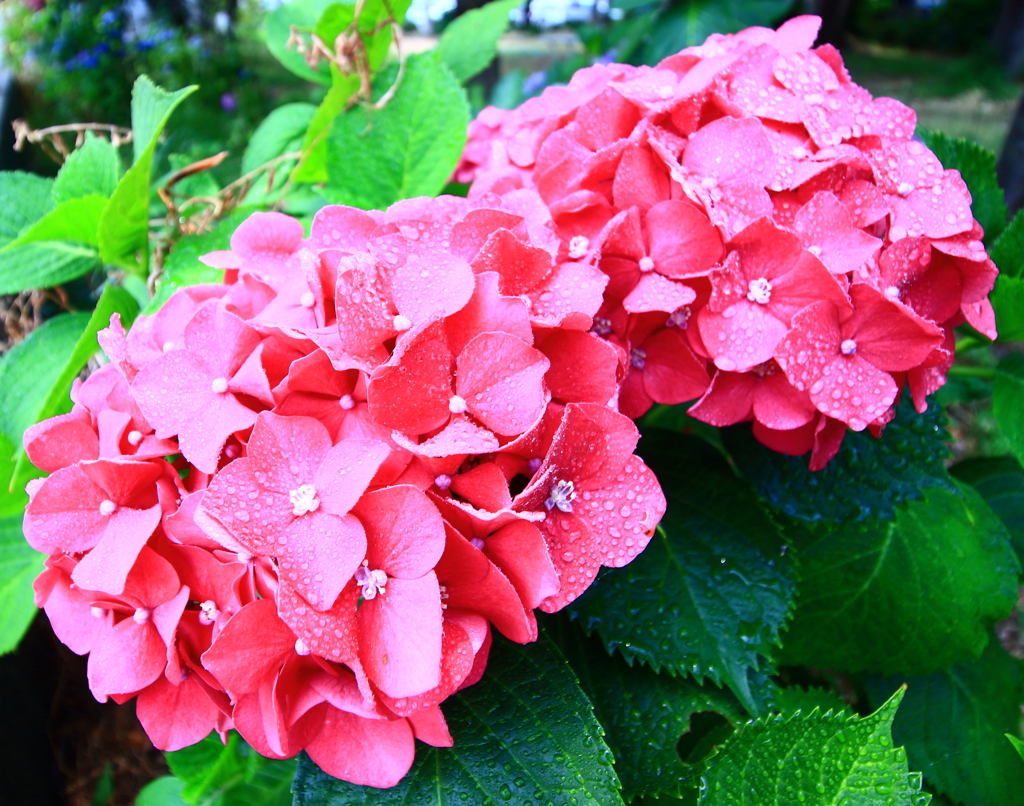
(11, 119, 132, 165)
(286, 0, 406, 111)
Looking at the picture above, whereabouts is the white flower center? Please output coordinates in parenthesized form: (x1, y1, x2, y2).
(90, 606, 105, 618)
(568, 235, 590, 259)
(237, 551, 254, 564)
(639, 256, 655, 273)
(127, 430, 143, 446)
(355, 561, 388, 599)
(393, 314, 412, 332)
(545, 479, 577, 514)
(841, 339, 858, 356)
(199, 600, 220, 626)
(435, 474, 452, 491)
(448, 395, 468, 414)
(339, 394, 355, 410)
(747, 277, 772, 304)
(133, 607, 151, 624)
(294, 638, 311, 656)
(299, 292, 316, 308)
(99, 500, 117, 516)
(897, 182, 914, 196)
(884, 286, 900, 300)
(211, 377, 229, 394)
(289, 484, 320, 516)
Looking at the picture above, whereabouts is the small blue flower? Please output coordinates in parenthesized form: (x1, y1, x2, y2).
(93, 41, 110, 55)
(137, 39, 154, 51)
(81, 54, 99, 69)
(100, 10, 118, 26)
(156, 29, 175, 43)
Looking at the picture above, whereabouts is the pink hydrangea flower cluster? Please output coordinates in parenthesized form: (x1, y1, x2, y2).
(460, 15, 998, 468)
(24, 198, 666, 786)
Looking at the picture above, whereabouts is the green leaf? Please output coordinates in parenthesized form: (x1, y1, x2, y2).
(6, 285, 139, 491)
(951, 456, 1024, 564)
(994, 353, 1024, 469)
(554, 618, 742, 802)
(242, 103, 317, 175)
(263, 0, 334, 85)
(0, 241, 101, 295)
(166, 730, 296, 806)
(990, 209, 1024, 339)
(146, 209, 252, 314)
(98, 77, 197, 272)
(722, 395, 955, 525)
(4, 194, 107, 249)
(316, 0, 411, 73)
(52, 134, 121, 203)
(0, 431, 40, 655)
(0, 539, 36, 657)
(866, 640, 1024, 806)
(292, 632, 624, 806)
(918, 129, 1008, 242)
(0, 172, 54, 246)
(437, 0, 521, 83)
(567, 433, 797, 713)
(777, 482, 1019, 674)
(136, 776, 188, 806)
(323, 51, 469, 210)
(773, 686, 852, 718)
(292, 72, 359, 184)
(0, 312, 91, 452)
(1008, 735, 1024, 762)
(699, 688, 929, 806)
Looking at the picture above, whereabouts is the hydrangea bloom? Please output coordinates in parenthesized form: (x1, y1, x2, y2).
(462, 14, 997, 468)
(25, 193, 664, 786)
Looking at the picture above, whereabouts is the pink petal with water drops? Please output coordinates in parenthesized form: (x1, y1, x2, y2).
(688, 370, 757, 426)
(201, 598, 298, 697)
(529, 260, 608, 329)
(470, 228, 554, 296)
(276, 580, 359, 665)
(774, 300, 844, 394)
(844, 284, 943, 373)
(391, 416, 501, 458)
(457, 332, 550, 436)
(809, 352, 898, 431)
(309, 205, 381, 251)
(71, 503, 163, 595)
(305, 707, 415, 789)
(277, 510, 366, 612)
(698, 301, 789, 372)
(446, 272, 533, 355)
(355, 485, 445, 579)
(892, 171, 974, 239)
(645, 200, 724, 279)
(483, 520, 560, 610)
(367, 321, 453, 435)
(24, 411, 98, 473)
(246, 413, 333, 496)
(538, 329, 619, 405)
(358, 572, 443, 699)
(791, 191, 881, 275)
(393, 253, 475, 324)
(624, 273, 697, 314)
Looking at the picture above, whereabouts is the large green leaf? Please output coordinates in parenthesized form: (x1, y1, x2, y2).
(98, 76, 197, 272)
(0, 514, 43, 655)
(723, 395, 954, 524)
(993, 352, 1024, 470)
(0, 172, 53, 246)
(553, 618, 742, 802)
(989, 209, 1024, 340)
(0, 431, 39, 657)
(567, 433, 796, 713)
(699, 689, 929, 806)
(263, 0, 334, 85)
(918, 129, 1008, 243)
(951, 456, 1024, 564)
(777, 482, 1019, 674)
(773, 686, 852, 718)
(166, 731, 296, 806)
(323, 51, 469, 210)
(52, 134, 121, 203)
(9, 284, 139, 492)
(136, 776, 188, 806)
(0, 241, 101, 295)
(0, 312, 91, 453)
(242, 103, 317, 175)
(437, 0, 521, 83)
(866, 640, 1024, 806)
(4, 194, 107, 249)
(292, 70, 360, 184)
(292, 632, 624, 806)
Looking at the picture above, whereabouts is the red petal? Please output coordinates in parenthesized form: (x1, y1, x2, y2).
(646, 200, 723, 278)
(201, 599, 296, 697)
(137, 672, 221, 751)
(538, 330, 619, 405)
(356, 486, 445, 579)
(305, 707, 415, 788)
(367, 322, 453, 434)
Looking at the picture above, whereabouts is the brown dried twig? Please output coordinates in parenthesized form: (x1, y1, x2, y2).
(11, 119, 132, 165)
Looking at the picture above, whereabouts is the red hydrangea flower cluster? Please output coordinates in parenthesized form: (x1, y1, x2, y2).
(24, 199, 665, 786)
(460, 15, 998, 468)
